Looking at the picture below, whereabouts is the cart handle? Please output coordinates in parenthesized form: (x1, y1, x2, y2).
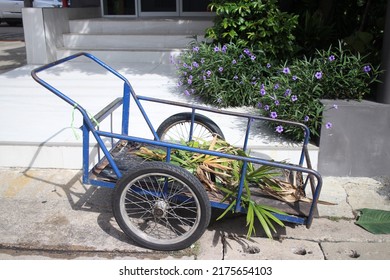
(31, 53, 132, 130)
(31, 52, 160, 139)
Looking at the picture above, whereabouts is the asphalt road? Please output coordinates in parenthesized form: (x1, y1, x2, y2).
(0, 22, 24, 41)
(0, 23, 26, 74)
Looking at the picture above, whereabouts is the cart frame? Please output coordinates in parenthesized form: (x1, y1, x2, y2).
(31, 52, 323, 231)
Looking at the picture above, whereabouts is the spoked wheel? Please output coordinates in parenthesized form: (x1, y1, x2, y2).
(112, 162, 211, 251)
(156, 112, 225, 142)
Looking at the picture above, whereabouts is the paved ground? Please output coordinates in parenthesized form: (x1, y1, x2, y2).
(0, 167, 389, 260)
(0, 23, 25, 74)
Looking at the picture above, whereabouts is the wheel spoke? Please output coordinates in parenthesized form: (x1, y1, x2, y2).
(162, 121, 216, 142)
(123, 176, 199, 240)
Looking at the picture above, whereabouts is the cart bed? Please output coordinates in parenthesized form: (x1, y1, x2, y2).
(91, 140, 318, 219)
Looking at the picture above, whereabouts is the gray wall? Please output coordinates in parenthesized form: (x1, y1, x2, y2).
(22, 7, 101, 64)
(318, 100, 390, 177)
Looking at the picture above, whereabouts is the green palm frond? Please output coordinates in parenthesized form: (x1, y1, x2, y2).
(136, 137, 292, 239)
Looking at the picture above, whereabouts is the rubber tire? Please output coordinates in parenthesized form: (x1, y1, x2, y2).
(112, 161, 211, 251)
(156, 112, 225, 141)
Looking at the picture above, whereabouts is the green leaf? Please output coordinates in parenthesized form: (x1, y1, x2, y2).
(252, 203, 272, 239)
(246, 202, 256, 238)
(261, 207, 285, 227)
(355, 208, 390, 234)
(216, 199, 237, 221)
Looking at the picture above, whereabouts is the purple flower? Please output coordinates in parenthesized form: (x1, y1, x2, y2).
(187, 78, 192, 85)
(304, 116, 310, 122)
(315, 71, 323, 79)
(184, 90, 190, 96)
(233, 75, 238, 80)
(292, 75, 297, 81)
(203, 76, 206, 81)
(283, 67, 290, 74)
(260, 88, 266, 96)
(270, 111, 278, 119)
(266, 63, 271, 68)
(243, 49, 251, 55)
(274, 100, 280, 106)
(206, 70, 212, 77)
(192, 61, 199, 68)
(264, 105, 270, 111)
(284, 89, 291, 96)
(276, 125, 284, 133)
(214, 46, 220, 52)
(363, 65, 371, 73)
(232, 59, 237, 64)
(325, 122, 333, 129)
(291, 95, 298, 102)
(177, 81, 183, 87)
(250, 55, 256, 61)
(274, 83, 280, 90)
(218, 67, 224, 73)
(193, 46, 199, 52)
(257, 102, 262, 108)
(201, 58, 205, 64)
(328, 55, 335, 61)
(222, 45, 228, 52)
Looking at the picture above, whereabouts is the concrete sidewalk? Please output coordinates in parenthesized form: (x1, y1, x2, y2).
(0, 167, 389, 260)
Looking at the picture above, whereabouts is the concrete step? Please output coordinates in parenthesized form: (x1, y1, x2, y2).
(63, 34, 204, 50)
(56, 49, 181, 64)
(69, 18, 214, 35)
(62, 18, 212, 63)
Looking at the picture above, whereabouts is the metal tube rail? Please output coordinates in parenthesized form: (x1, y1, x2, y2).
(31, 52, 323, 228)
(95, 130, 323, 227)
(137, 95, 311, 166)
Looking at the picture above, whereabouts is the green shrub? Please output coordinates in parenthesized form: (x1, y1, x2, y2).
(173, 42, 272, 107)
(258, 42, 382, 140)
(173, 41, 382, 141)
(206, 0, 298, 60)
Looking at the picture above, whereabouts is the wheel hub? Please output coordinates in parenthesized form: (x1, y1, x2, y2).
(153, 200, 168, 218)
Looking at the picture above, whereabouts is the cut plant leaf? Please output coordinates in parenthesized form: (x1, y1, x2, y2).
(136, 136, 291, 239)
(355, 208, 390, 234)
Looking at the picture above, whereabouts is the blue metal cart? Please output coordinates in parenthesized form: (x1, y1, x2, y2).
(31, 53, 323, 251)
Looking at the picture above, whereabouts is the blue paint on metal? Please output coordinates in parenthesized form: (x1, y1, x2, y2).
(31, 52, 323, 229)
(242, 118, 252, 152)
(88, 179, 116, 189)
(82, 120, 90, 185)
(274, 213, 306, 225)
(122, 83, 130, 135)
(235, 161, 248, 212)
